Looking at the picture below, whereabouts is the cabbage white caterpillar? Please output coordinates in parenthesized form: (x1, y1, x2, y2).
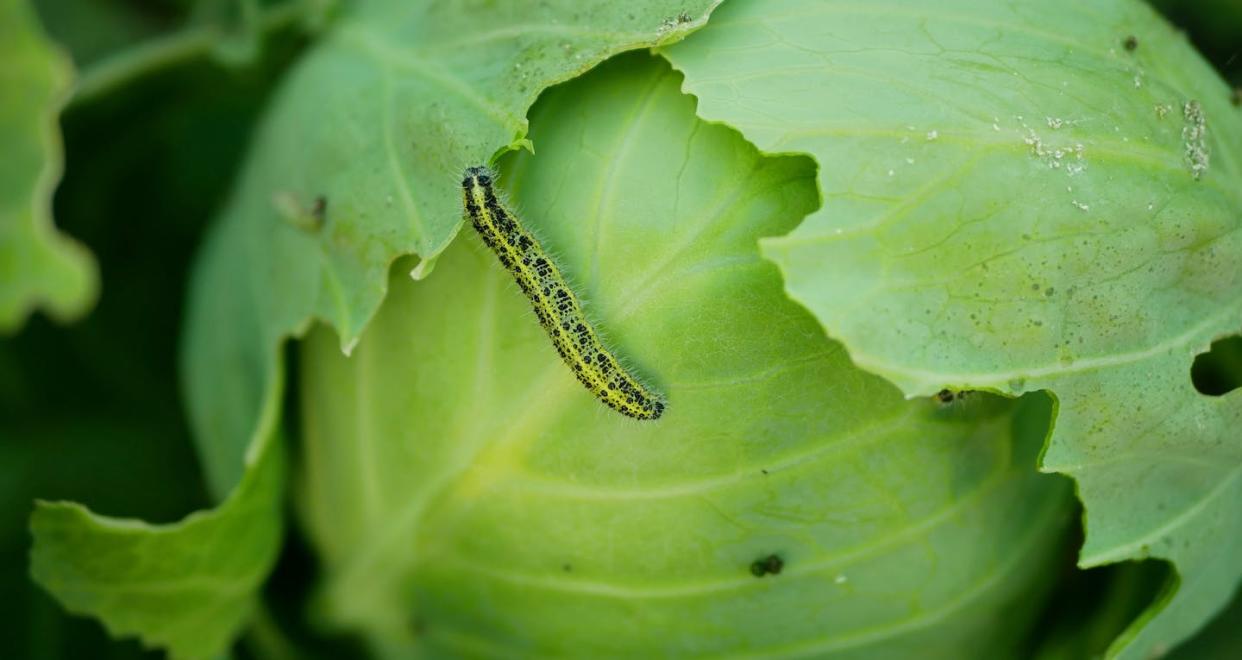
(461, 166, 666, 420)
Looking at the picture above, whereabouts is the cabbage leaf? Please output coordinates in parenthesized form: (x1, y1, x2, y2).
(298, 51, 1073, 657)
(0, 0, 97, 333)
(662, 0, 1242, 656)
(29, 1, 722, 657)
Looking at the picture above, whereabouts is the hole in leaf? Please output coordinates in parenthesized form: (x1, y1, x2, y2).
(1191, 335, 1242, 396)
(1025, 536, 1171, 657)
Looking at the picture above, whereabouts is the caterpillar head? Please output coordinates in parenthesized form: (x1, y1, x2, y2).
(462, 165, 494, 187)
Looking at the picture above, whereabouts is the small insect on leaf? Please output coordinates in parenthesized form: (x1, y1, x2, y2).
(461, 166, 666, 420)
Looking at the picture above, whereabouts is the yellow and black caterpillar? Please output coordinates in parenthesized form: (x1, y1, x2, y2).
(462, 166, 665, 420)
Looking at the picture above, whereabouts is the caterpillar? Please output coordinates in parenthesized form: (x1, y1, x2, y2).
(461, 165, 665, 420)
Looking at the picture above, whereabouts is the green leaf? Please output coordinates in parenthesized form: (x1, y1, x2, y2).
(298, 51, 1073, 656)
(0, 0, 97, 333)
(29, 364, 286, 660)
(0, 414, 208, 660)
(662, 0, 1242, 656)
(30, 1, 723, 656)
(184, 0, 722, 503)
(20, 15, 308, 658)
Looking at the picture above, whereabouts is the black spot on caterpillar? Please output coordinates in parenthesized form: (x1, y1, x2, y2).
(461, 165, 665, 420)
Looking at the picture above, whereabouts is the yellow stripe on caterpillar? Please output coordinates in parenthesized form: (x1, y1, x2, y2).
(461, 165, 665, 420)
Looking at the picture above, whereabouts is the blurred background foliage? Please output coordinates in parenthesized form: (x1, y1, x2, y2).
(0, 0, 1237, 658)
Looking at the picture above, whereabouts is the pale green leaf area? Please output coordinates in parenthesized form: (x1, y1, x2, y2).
(661, 0, 1242, 656)
(29, 364, 286, 660)
(186, 0, 721, 503)
(28, 1, 723, 657)
(299, 52, 1073, 657)
(0, 0, 98, 333)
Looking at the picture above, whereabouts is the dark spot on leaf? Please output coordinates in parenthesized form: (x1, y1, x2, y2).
(1123, 35, 1138, 52)
(936, 389, 974, 404)
(311, 195, 327, 225)
(750, 554, 784, 577)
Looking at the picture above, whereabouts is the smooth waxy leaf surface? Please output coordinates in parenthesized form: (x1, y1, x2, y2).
(299, 52, 1072, 656)
(0, 0, 97, 332)
(662, 0, 1242, 655)
(30, 1, 721, 657)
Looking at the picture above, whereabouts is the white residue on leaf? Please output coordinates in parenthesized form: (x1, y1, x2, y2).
(1072, 200, 1090, 212)
(1023, 129, 1046, 156)
(1021, 120, 1087, 176)
(926, 130, 939, 141)
(1155, 103, 1171, 119)
(834, 574, 848, 584)
(1182, 100, 1210, 180)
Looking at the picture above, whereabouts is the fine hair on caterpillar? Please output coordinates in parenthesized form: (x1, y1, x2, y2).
(461, 165, 666, 420)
